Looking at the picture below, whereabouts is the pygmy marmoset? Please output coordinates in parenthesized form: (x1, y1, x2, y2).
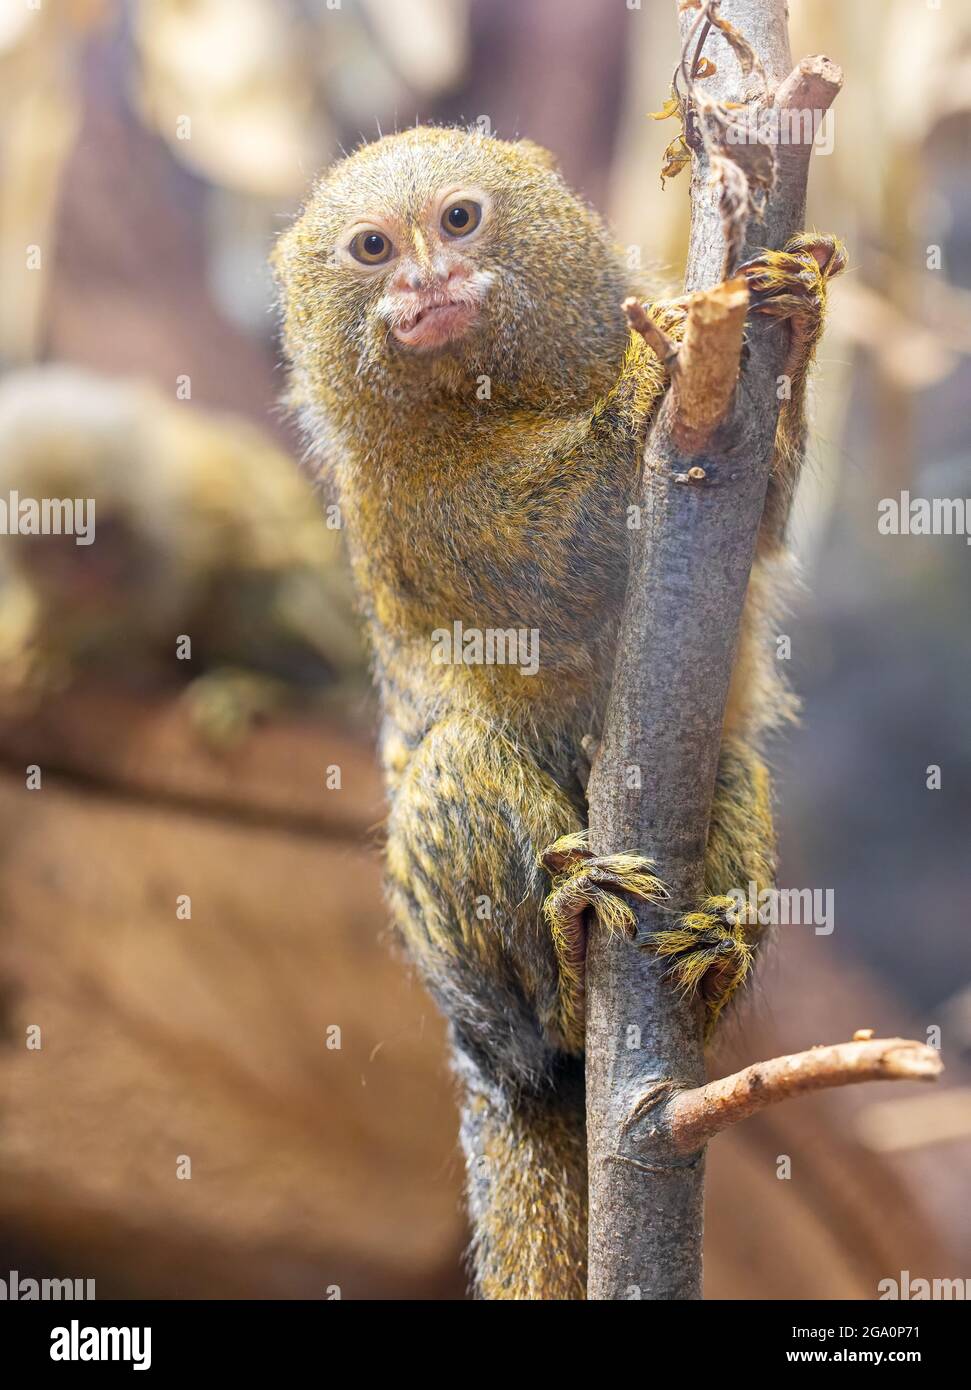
(274, 126, 845, 1299)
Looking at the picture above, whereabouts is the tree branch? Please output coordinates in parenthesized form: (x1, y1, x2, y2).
(667, 1037, 943, 1156)
(623, 297, 682, 373)
(584, 0, 869, 1301)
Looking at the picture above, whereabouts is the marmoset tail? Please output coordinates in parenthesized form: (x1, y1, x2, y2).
(274, 126, 845, 1299)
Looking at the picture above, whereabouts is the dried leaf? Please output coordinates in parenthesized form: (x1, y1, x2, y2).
(679, 0, 702, 10)
(648, 94, 681, 121)
(693, 56, 716, 79)
(661, 135, 690, 186)
(710, 13, 762, 79)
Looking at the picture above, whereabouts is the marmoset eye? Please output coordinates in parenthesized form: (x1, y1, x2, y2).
(349, 230, 394, 264)
(442, 199, 482, 236)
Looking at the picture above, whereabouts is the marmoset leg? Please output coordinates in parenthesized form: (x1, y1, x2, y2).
(383, 713, 662, 1297)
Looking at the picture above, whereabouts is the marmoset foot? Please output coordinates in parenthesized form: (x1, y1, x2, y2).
(540, 831, 667, 1051)
(646, 894, 754, 1039)
(738, 232, 847, 379)
(541, 833, 755, 1047)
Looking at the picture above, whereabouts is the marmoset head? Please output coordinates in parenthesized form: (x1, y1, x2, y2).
(0, 368, 193, 628)
(274, 127, 632, 420)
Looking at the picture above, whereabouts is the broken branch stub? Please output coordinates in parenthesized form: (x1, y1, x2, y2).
(669, 277, 749, 454)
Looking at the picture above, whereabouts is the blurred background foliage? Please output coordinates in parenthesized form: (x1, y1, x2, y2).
(0, 0, 968, 1299)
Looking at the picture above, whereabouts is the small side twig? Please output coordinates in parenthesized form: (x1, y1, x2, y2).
(623, 297, 682, 373)
(665, 1037, 943, 1156)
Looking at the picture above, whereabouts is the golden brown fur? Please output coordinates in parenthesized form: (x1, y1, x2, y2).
(274, 127, 844, 1299)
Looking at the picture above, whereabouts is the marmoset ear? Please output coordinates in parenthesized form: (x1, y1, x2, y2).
(514, 139, 561, 174)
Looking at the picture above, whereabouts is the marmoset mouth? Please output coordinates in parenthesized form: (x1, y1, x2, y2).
(392, 299, 481, 350)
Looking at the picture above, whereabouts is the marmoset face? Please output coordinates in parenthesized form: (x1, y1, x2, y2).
(336, 180, 496, 353)
(275, 127, 630, 407)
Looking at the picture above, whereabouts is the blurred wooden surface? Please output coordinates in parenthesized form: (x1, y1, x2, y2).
(0, 682, 384, 838)
(0, 685, 465, 1299)
(0, 684, 966, 1299)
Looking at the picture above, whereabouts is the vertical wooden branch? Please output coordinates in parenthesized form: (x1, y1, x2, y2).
(584, 0, 842, 1300)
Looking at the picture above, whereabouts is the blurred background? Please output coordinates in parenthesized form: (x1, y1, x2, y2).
(0, 0, 969, 1300)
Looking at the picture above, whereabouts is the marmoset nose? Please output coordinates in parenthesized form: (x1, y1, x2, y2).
(392, 263, 427, 293)
(392, 258, 470, 295)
